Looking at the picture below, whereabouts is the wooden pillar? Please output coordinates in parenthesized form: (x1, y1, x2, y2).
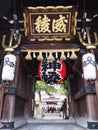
(68, 73, 79, 118)
(95, 68, 98, 102)
(0, 86, 5, 118)
(24, 77, 33, 118)
(84, 75, 98, 129)
(83, 50, 98, 128)
(2, 94, 16, 121)
(24, 77, 36, 118)
(85, 82, 98, 119)
(31, 77, 36, 117)
(1, 54, 20, 129)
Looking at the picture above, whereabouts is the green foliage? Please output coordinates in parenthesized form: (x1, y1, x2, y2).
(57, 80, 68, 95)
(35, 80, 57, 95)
(35, 80, 68, 101)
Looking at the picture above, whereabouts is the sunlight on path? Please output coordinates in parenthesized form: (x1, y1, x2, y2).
(16, 113, 87, 130)
(42, 113, 63, 120)
(28, 113, 75, 124)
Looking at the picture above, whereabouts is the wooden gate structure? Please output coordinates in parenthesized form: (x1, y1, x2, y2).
(0, 0, 98, 129)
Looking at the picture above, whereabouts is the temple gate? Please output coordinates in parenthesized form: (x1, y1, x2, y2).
(0, 1, 98, 129)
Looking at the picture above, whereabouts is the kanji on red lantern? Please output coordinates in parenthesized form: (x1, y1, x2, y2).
(38, 59, 67, 85)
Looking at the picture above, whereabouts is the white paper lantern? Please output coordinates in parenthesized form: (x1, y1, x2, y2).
(2, 54, 16, 81)
(82, 53, 96, 80)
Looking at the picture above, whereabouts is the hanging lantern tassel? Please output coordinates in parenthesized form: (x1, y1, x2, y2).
(37, 52, 44, 61)
(47, 52, 54, 61)
(82, 53, 96, 81)
(70, 51, 77, 60)
(25, 50, 32, 60)
(45, 52, 48, 58)
(60, 51, 66, 61)
(33, 52, 36, 58)
(2, 53, 16, 81)
(67, 52, 70, 58)
(55, 52, 58, 59)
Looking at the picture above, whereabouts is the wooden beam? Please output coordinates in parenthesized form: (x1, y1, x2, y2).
(4, 87, 28, 100)
(74, 86, 96, 100)
(21, 43, 79, 50)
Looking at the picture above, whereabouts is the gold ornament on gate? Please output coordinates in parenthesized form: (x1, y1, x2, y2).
(37, 52, 44, 61)
(2, 30, 22, 52)
(70, 50, 77, 60)
(47, 52, 54, 61)
(25, 50, 32, 60)
(60, 51, 66, 61)
(78, 27, 98, 49)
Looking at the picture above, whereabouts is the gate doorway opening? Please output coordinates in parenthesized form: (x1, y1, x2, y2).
(33, 80, 68, 120)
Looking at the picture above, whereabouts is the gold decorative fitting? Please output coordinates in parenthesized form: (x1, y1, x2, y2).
(47, 52, 54, 61)
(70, 51, 77, 60)
(78, 27, 98, 49)
(22, 48, 80, 61)
(25, 50, 32, 60)
(60, 51, 66, 61)
(2, 30, 22, 52)
(37, 52, 43, 61)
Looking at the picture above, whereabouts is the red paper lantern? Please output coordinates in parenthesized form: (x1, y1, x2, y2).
(38, 59, 67, 84)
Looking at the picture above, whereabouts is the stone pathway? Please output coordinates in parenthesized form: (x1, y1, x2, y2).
(16, 123, 88, 130)
(16, 113, 88, 130)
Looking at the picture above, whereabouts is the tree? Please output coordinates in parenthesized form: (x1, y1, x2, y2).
(35, 80, 68, 102)
(59, 80, 68, 96)
(35, 80, 57, 101)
